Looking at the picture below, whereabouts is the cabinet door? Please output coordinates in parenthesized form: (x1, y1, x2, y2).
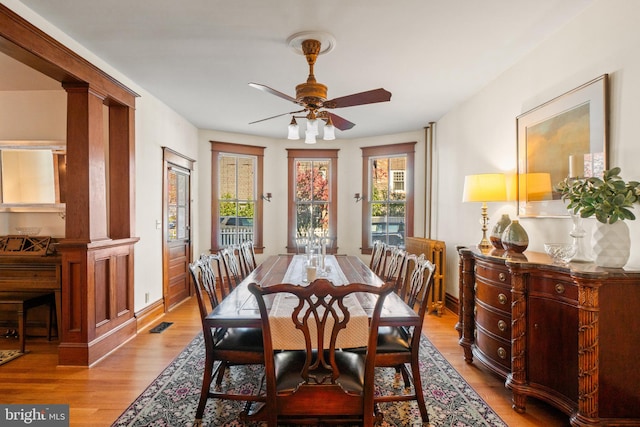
(527, 293, 578, 402)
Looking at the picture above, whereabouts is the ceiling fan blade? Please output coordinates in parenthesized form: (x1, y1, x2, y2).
(249, 109, 306, 125)
(325, 88, 392, 109)
(327, 112, 355, 131)
(249, 82, 298, 104)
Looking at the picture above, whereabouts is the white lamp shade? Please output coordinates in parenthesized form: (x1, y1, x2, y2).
(287, 122, 300, 140)
(323, 123, 335, 140)
(304, 129, 317, 144)
(307, 119, 319, 136)
(462, 173, 507, 202)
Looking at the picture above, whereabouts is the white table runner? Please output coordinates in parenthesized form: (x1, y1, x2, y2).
(282, 254, 349, 285)
(269, 255, 368, 350)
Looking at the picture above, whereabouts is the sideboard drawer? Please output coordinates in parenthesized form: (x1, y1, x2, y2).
(475, 261, 510, 286)
(475, 303, 510, 341)
(475, 326, 511, 371)
(475, 281, 511, 314)
(529, 276, 577, 302)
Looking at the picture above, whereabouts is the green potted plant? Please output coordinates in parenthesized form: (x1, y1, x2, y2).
(557, 167, 640, 267)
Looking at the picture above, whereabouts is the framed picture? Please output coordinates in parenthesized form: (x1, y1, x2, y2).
(517, 74, 609, 217)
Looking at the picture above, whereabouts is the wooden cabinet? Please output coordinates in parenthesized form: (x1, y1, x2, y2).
(457, 246, 640, 426)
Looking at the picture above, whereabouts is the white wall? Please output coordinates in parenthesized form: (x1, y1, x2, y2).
(195, 130, 425, 266)
(434, 0, 640, 298)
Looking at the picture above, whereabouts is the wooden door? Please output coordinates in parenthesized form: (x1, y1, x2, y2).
(163, 148, 195, 311)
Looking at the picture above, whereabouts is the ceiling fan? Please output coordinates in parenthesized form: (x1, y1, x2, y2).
(248, 35, 392, 137)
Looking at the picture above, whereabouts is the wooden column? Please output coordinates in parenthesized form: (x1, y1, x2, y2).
(57, 84, 138, 366)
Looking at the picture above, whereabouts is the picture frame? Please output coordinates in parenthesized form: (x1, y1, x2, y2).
(517, 74, 609, 218)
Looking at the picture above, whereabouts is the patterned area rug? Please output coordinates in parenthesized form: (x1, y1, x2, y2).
(0, 349, 25, 366)
(112, 333, 507, 427)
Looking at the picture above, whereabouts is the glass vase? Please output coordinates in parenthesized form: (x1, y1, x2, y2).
(568, 210, 592, 262)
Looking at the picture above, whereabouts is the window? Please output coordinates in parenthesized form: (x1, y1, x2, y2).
(211, 141, 265, 253)
(287, 149, 338, 253)
(167, 167, 189, 241)
(361, 143, 415, 253)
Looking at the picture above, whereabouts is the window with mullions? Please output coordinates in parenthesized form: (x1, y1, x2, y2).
(287, 149, 338, 253)
(295, 159, 330, 236)
(370, 157, 407, 247)
(218, 154, 256, 247)
(361, 142, 415, 254)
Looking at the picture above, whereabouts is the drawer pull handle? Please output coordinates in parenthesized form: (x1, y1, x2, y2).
(498, 273, 506, 282)
(497, 347, 507, 359)
(498, 293, 507, 305)
(555, 283, 565, 294)
(473, 306, 477, 316)
(498, 320, 507, 332)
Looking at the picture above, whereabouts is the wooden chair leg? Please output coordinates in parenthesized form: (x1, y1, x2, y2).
(410, 357, 429, 422)
(215, 361, 228, 386)
(18, 304, 26, 353)
(195, 354, 215, 423)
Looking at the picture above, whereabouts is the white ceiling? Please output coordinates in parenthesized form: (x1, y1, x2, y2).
(4, 0, 594, 140)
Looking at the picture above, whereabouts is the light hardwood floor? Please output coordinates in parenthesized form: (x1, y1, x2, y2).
(0, 297, 569, 426)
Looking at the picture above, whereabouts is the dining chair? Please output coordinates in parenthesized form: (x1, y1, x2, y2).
(248, 278, 395, 426)
(188, 254, 265, 427)
(239, 240, 258, 277)
(381, 246, 408, 293)
(373, 253, 436, 423)
(218, 246, 244, 296)
(369, 240, 387, 277)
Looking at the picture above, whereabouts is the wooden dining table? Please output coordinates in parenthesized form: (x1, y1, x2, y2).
(206, 254, 419, 330)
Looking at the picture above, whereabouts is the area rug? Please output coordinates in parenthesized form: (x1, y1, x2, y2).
(0, 349, 25, 366)
(112, 333, 507, 427)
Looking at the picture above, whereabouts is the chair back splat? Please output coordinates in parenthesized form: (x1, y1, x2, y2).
(249, 278, 394, 426)
(218, 246, 244, 296)
(239, 240, 258, 277)
(369, 240, 388, 277)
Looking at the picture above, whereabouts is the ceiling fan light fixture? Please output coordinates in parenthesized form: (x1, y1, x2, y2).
(287, 117, 300, 140)
(304, 129, 317, 144)
(307, 118, 319, 136)
(323, 117, 335, 140)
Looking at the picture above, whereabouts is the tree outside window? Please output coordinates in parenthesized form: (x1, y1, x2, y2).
(295, 159, 330, 236)
(287, 149, 338, 253)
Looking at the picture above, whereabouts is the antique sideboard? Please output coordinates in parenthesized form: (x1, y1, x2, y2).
(457, 246, 640, 426)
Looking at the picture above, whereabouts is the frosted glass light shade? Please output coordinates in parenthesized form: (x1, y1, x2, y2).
(304, 130, 317, 144)
(287, 118, 300, 140)
(323, 123, 335, 140)
(307, 119, 319, 136)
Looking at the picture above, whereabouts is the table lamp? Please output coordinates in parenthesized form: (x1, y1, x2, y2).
(462, 173, 507, 251)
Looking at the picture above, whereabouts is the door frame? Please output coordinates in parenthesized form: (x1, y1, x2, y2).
(162, 147, 195, 312)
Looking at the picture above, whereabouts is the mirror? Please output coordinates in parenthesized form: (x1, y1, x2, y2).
(0, 140, 66, 212)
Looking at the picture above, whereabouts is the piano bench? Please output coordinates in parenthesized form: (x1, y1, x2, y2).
(0, 292, 55, 353)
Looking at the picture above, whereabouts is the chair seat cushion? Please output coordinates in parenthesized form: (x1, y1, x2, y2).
(213, 327, 263, 352)
(376, 326, 411, 353)
(347, 326, 411, 354)
(274, 350, 365, 394)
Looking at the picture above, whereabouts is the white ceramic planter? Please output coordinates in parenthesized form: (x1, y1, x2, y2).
(592, 221, 631, 268)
